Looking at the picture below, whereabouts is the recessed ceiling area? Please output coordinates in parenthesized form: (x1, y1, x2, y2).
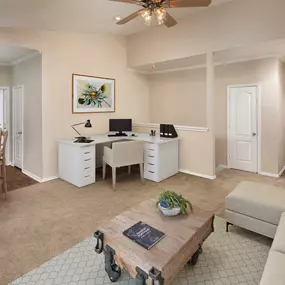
(0, 44, 36, 65)
(0, 0, 234, 36)
(134, 38, 285, 73)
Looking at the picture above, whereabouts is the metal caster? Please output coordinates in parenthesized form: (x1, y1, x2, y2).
(187, 246, 202, 266)
(105, 245, 121, 282)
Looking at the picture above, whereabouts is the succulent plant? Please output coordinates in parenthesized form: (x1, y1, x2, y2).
(157, 190, 193, 215)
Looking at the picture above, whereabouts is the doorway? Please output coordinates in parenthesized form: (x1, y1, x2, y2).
(227, 85, 259, 173)
(13, 85, 24, 169)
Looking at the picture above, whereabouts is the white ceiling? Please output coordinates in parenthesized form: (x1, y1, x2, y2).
(0, 0, 234, 36)
(0, 44, 35, 65)
(135, 39, 285, 73)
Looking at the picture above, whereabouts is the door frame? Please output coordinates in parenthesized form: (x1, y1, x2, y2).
(227, 83, 261, 173)
(0, 86, 11, 165)
(12, 85, 24, 169)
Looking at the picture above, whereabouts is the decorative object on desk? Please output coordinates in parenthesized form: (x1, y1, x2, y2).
(123, 221, 165, 250)
(157, 190, 193, 216)
(71, 120, 94, 143)
(160, 124, 178, 138)
(150, 130, 156, 136)
(72, 74, 115, 113)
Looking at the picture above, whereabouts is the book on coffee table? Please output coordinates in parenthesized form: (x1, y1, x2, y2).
(123, 221, 165, 250)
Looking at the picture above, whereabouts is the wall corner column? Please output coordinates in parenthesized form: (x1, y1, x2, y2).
(206, 51, 216, 176)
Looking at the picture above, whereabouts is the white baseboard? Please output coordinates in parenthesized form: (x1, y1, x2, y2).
(42, 176, 58, 183)
(216, 165, 227, 174)
(179, 169, 216, 180)
(22, 169, 43, 183)
(258, 171, 279, 178)
(22, 169, 58, 183)
(278, 165, 285, 177)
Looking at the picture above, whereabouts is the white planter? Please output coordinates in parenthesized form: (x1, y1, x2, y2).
(158, 203, 181, 216)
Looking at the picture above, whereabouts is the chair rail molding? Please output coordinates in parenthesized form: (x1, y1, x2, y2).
(133, 123, 209, 132)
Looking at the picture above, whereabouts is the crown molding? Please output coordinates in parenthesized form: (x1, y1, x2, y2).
(11, 50, 41, 66)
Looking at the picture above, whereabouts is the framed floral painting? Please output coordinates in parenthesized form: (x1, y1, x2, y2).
(72, 74, 115, 113)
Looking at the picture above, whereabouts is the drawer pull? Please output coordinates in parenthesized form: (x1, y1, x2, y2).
(84, 175, 90, 178)
(84, 152, 91, 154)
(148, 149, 155, 151)
(84, 158, 91, 162)
(148, 163, 154, 166)
(148, 171, 154, 174)
(85, 167, 91, 170)
(148, 155, 154, 158)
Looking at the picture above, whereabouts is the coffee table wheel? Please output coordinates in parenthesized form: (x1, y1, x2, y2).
(187, 247, 202, 266)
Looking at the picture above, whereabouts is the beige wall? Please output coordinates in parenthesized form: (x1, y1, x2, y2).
(12, 54, 42, 178)
(127, 0, 285, 67)
(0, 65, 11, 86)
(0, 29, 150, 178)
(148, 58, 283, 175)
(149, 69, 207, 126)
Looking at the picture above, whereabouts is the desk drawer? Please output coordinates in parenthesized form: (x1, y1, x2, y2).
(81, 175, 95, 187)
(144, 155, 155, 165)
(83, 166, 95, 177)
(81, 146, 95, 159)
(144, 142, 158, 152)
(83, 158, 94, 168)
(144, 170, 157, 182)
(144, 162, 156, 172)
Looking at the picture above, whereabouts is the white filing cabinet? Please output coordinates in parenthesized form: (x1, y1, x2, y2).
(58, 143, 96, 187)
(58, 134, 180, 187)
(143, 140, 179, 182)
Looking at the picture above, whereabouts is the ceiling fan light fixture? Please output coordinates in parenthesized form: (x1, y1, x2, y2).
(154, 7, 167, 25)
(140, 9, 152, 25)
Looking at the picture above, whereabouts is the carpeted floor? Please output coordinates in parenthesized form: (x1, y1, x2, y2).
(1, 169, 285, 284)
(10, 217, 272, 285)
(6, 166, 38, 192)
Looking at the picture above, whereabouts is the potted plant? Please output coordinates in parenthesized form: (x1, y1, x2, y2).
(157, 190, 193, 216)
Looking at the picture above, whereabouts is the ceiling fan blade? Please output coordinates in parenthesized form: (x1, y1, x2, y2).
(167, 0, 211, 8)
(163, 12, 177, 27)
(116, 9, 144, 25)
(109, 0, 139, 4)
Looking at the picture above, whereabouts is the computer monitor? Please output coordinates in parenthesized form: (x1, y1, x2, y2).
(109, 119, 132, 136)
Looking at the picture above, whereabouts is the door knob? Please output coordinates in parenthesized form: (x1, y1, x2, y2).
(252, 132, 257, 136)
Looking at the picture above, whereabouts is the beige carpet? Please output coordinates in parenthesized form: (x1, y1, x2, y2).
(1, 169, 284, 285)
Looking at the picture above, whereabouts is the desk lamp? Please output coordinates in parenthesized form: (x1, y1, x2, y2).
(71, 120, 93, 143)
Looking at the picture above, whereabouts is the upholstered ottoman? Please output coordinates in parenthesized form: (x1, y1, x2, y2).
(225, 181, 285, 238)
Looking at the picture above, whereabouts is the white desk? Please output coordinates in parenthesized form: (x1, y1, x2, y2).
(58, 133, 180, 187)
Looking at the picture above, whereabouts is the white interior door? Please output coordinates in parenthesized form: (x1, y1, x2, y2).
(228, 85, 258, 173)
(13, 86, 23, 169)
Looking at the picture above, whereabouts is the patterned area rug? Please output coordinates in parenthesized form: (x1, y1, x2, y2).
(10, 217, 272, 285)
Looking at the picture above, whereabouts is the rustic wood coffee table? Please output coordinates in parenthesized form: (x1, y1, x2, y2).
(94, 199, 214, 285)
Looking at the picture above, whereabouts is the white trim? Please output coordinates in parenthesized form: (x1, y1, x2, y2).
(216, 165, 227, 173)
(259, 171, 279, 178)
(0, 86, 10, 165)
(133, 123, 209, 132)
(179, 169, 216, 180)
(22, 169, 58, 183)
(131, 55, 280, 75)
(22, 169, 42, 183)
(42, 176, 58, 183)
(279, 165, 285, 177)
(227, 84, 260, 173)
(12, 85, 24, 169)
(11, 51, 41, 66)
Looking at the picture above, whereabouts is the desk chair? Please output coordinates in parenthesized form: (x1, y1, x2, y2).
(0, 130, 8, 199)
(103, 140, 144, 190)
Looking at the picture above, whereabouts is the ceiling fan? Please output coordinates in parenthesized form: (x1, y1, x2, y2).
(110, 0, 212, 27)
